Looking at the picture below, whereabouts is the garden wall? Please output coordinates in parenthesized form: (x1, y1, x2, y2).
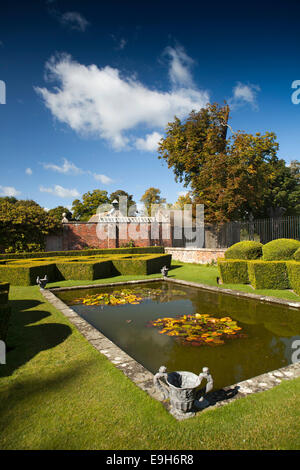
(164, 247, 226, 264)
(57, 222, 174, 251)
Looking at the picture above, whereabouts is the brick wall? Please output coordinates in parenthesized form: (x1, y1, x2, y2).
(61, 222, 173, 250)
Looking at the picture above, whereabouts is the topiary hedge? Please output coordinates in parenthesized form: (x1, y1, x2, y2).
(0, 246, 164, 261)
(247, 260, 290, 290)
(293, 247, 300, 261)
(286, 261, 300, 296)
(0, 253, 172, 285)
(262, 238, 300, 261)
(217, 259, 249, 284)
(224, 241, 263, 260)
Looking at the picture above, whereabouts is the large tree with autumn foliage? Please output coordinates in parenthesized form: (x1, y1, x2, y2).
(158, 103, 300, 223)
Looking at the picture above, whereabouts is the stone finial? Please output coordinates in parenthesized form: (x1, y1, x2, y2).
(62, 212, 69, 223)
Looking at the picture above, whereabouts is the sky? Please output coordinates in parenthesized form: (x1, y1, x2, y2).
(0, 0, 300, 211)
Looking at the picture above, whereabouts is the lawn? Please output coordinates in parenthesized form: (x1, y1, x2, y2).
(0, 261, 300, 450)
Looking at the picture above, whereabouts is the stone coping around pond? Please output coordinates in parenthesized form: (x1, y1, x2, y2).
(40, 279, 300, 421)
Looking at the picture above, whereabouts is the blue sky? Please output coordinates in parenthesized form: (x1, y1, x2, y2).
(0, 0, 300, 210)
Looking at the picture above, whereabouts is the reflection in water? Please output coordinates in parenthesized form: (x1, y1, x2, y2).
(57, 281, 300, 391)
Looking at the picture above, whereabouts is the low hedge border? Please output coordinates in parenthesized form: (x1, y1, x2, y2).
(0, 246, 164, 260)
(0, 253, 172, 285)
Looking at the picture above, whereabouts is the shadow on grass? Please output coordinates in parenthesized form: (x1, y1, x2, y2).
(1, 299, 72, 378)
(0, 360, 94, 442)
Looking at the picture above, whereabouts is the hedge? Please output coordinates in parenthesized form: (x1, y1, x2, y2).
(0, 246, 164, 261)
(217, 259, 249, 284)
(286, 261, 300, 296)
(0, 253, 172, 285)
(293, 247, 300, 261)
(224, 241, 263, 260)
(111, 254, 171, 276)
(248, 260, 290, 290)
(262, 238, 300, 261)
(55, 260, 112, 281)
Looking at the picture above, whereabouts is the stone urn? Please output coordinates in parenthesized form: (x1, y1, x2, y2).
(153, 366, 213, 419)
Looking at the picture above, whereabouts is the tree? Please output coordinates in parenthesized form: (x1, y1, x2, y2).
(71, 190, 109, 221)
(172, 192, 193, 210)
(48, 206, 72, 222)
(109, 190, 136, 215)
(158, 103, 298, 222)
(0, 200, 60, 253)
(140, 187, 166, 216)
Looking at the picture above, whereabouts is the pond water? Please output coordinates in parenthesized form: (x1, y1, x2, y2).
(57, 281, 300, 391)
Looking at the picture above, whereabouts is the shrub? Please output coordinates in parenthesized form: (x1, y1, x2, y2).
(293, 247, 300, 261)
(224, 241, 263, 260)
(0, 262, 57, 286)
(0, 246, 164, 260)
(217, 259, 249, 284)
(262, 238, 300, 261)
(247, 260, 290, 289)
(286, 261, 300, 296)
(0, 253, 172, 285)
(55, 260, 112, 281)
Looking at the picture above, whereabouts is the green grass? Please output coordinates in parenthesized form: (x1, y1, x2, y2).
(0, 261, 300, 450)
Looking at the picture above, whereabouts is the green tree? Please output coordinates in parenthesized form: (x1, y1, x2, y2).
(109, 190, 136, 215)
(0, 200, 60, 253)
(140, 187, 166, 216)
(48, 206, 72, 222)
(158, 103, 298, 222)
(71, 190, 109, 221)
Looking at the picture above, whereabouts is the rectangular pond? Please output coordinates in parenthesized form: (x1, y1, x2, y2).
(56, 280, 300, 391)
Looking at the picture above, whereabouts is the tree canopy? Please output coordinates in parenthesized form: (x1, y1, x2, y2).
(140, 187, 166, 216)
(71, 190, 109, 221)
(0, 199, 60, 253)
(158, 103, 300, 222)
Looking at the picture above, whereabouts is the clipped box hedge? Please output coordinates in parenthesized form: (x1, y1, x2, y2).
(112, 254, 171, 276)
(217, 259, 249, 284)
(248, 260, 290, 290)
(224, 241, 263, 260)
(55, 259, 112, 281)
(0, 253, 172, 285)
(262, 238, 300, 261)
(0, 246, 164, 261)
(286, 261, 300, 296)
(293, 247, 300, 261)
(0, 262, 57, 286)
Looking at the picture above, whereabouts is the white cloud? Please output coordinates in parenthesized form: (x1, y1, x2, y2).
(93, 173, 114, 185)
(164, 45, 195, 88)
(42, 158, 83, 174)
(0, 185, 21, 197)
(25, 167, 33, 175)
(135, 131, 163, 152)
(42, 158, 113, 184)
(39, 184, 80, 198)
(35, 51, 209, 150)
(59, 11, 89, 32)
(229, 82, 261, 110)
